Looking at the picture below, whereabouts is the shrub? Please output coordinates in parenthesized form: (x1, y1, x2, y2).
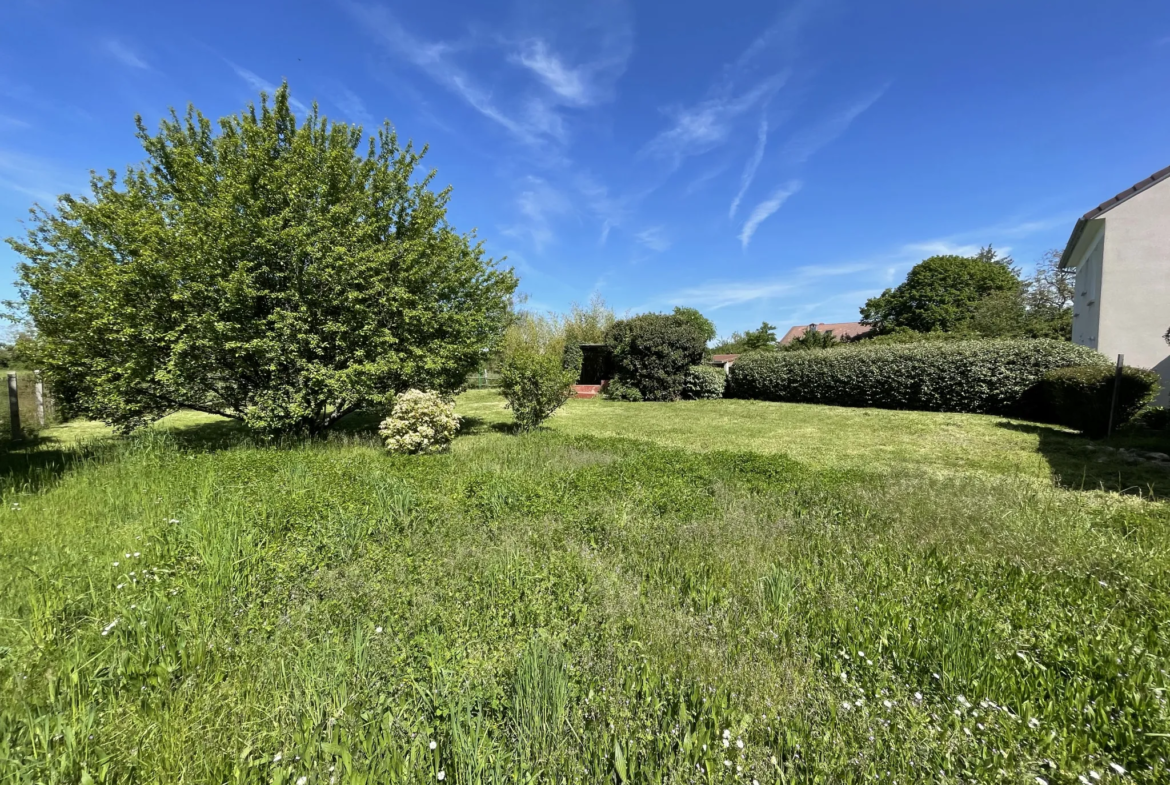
(728, 339, 1106, 415)
(561, 342, 584, 376)
(1131, 406, 1170, 432)
(682, 365, 726, 399)
(602, 379, 643, 402)
(605, 313, 706, 401)
(1038, 365, 1160, 437)
(500, 350, 577, 431)
(379, 389, 461, 454)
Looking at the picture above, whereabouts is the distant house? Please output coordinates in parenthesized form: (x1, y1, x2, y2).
(708, 353, 740, 373)
(779, 321, 871, 345)
(1059, 164, 1170, 403)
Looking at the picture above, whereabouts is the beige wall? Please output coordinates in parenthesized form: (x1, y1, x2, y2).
(1079, 179, 1170, 404)
(1071, 224, 1103, 350)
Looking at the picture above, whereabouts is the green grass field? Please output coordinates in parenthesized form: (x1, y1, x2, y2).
(2, 392, 1168, 783)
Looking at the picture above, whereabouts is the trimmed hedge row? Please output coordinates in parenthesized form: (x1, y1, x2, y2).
(727, 339, 1108, 415)
(1038, 365, 1160, 437)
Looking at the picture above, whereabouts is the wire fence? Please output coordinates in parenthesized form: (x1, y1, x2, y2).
(0, 370, 59, 442)
(464, 369, 502, 389)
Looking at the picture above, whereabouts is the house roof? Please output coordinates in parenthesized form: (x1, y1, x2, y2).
(779, 321, 872, 345)
(710, 354, 740, 363)
(1059, 164, 1170, 268)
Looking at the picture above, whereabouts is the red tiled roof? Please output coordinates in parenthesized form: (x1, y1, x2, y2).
(779, 322, 871, 345)
(710, 354, 740, 363)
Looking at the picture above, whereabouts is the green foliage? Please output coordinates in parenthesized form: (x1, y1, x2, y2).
(601, 379, 643, 402)
(861, 250, 1022, 334)
(1131, 406, 1170, 432)
(671, 306, 716, 346)
(681, 365, 726, 399)
(604, 313, 706, 401)
(711, 321, 778, 355)
(561, 294, 616, 346)
(561, 342, 584, 375)
(857, 327, 974, 345)
(1039, 365, 1160, 437)
(500, 350, 576, 431)
(7, 83, 516, 436)
(378, 389, 461, 454)
(781, 325, 841, 351)
(0, 329, 36, 370)
(729, 339, 1107, 415)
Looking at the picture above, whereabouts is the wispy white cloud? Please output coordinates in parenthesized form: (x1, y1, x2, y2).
(343, 2, 630, 146)
(0, 115, 31, 130)
(781, 84, 889, 164)
(721, 0, 818, 88)
(634, 226, 671, 252)
(501, 176, 573, 251)
(643, 74, 787, 167)
(683, 164, 729, 196)
(334, 86, 373, 128)
(666, 279, 795, 311)
(0, 149, 85, 204)
(513, 40, 591, 106)
(729, 117, 768, 218)
(228, 62, 310, 114)
(739, 179, 802, 248)
(102, 39, 150, 70)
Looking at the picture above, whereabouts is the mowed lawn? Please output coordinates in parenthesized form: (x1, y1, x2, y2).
(1, 392, 1168, 783)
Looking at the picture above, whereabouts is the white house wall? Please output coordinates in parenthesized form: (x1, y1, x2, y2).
(1096, 178, 1170, 404)
(1072, 230, 1103, 350)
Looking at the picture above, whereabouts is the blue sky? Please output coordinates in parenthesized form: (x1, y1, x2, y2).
(1, 0, 1168, 340)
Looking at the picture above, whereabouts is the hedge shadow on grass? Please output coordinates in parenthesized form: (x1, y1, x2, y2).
(0, 437, 91, 496)
(997, 421, 1170, 498)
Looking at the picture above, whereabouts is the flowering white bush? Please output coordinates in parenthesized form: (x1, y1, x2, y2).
(378, 389, 460, 454)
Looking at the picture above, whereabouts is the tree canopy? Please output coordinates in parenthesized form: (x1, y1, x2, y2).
(860, 248, 1020, 334)
(711, 322, 778, 354)
(671, 306, 717, 346)
(7, 84, 517, 435)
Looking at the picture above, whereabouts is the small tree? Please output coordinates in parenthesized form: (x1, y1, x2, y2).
(711, 322, 778, 354)
(605, 313, 706, 401)
(500, 349, 576, 431)
(7, 84, 516, 435)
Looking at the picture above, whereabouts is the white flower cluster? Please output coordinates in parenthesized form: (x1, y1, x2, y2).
(378, 389, 461, 455)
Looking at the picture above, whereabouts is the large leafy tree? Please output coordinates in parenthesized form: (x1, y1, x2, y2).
(7, 85, 516, 435)
(860, 248, 1020, 334)
(711, 321, 778, 354)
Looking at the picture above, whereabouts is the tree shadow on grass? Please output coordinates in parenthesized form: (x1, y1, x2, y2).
(0, 434, 102, 495)
(996, 421, 1170, 498)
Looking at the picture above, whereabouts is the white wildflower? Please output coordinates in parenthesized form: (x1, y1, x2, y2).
(375, 626, 383, 634)
(1028, 717, 1041, 729)
(736, 738, 744, 749)
(723, 760, 732, 768)
(429, 740, 437, 750)
(273, 752, 282, 763)
(296, 778, 307, 785)
(1109, 763, 1126, 775)
(1036, 778, 1048, 785)
(437, 771, 445, 781)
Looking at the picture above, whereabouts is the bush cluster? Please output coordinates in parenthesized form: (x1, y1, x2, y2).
(602, 379, 643, 402)
(1038, 365, 1160, 437)
(605, 313, 706, 401)
(1131, 406, 1170, 432)
(728, 339, 1106, 415)
(379, 389, 461, 454)
(500, 350, 577, 431)
(682, 365, 726, 400)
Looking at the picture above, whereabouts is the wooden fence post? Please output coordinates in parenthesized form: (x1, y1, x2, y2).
(34, 370, 45, 427)
(7, 371, 20, 440)
(1107, 354, 1124, 438)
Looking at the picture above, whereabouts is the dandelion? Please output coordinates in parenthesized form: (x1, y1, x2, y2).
(437, 771, 445, 781)
(429, 740, 437, 750)
(1109, 763, 1126, 775)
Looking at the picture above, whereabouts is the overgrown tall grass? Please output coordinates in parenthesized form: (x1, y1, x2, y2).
(1, 418, 1168, 783)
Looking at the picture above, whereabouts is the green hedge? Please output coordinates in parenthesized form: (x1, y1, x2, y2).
(727, 339, 1107, 415)
(605, 313, 706, 401)
(1038, 365, 1160, 437)
(682, 365, 726, 399)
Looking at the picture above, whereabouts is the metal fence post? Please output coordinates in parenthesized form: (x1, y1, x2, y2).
(34, 370, 45, 427)
(7, 371, 20, 440)
(1107, 354, 1124, 438)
